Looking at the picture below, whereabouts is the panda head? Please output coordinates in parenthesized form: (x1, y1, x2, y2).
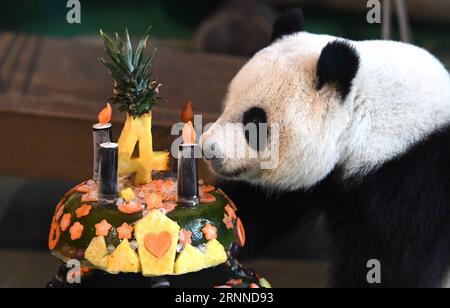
(200, 9, 361, 191)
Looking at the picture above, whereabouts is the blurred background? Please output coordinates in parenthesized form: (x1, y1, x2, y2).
(0, 0, 448, 287)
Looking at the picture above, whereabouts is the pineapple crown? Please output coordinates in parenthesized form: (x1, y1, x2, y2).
(100, 27, 161, 118)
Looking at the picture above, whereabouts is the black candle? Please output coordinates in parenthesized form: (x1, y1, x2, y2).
(177, 144, 199, 207)
(98, 142, 119, 204)
(177, 121, 199, 207)
(93, 103, 113, 181)
(173, 101, 194, 173)
(93, 123, 112, 181)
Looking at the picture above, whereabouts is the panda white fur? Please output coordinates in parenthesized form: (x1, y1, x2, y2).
(201, 10, 450, 288)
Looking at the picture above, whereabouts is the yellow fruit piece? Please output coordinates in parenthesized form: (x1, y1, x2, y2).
(205, 239, 227, 267)
(174, 244, 206, 275)
(118, 112, 169, 185)
(85, 236, 108, 270)
(134, 210, 180, 276)
(259, 278, 272, 288)
(120, 187, 136, 203)
(107, 239, 140, 274)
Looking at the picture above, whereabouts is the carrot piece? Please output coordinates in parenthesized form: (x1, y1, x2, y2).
(75, 185, 90, 194)
(81, 193, 97, 202)
(69, 222, 84, 240)
(54, 205, 65, 221)
(118, 202, 144, 214)
(179, 228, 192, 246)
(76, 204, 92, 219)
(53, 197, 67, 219)
(117, 223, 134, 240)
(60, 213, 72, 232)
(235, 218, 246, 247)
(218, 189, 238, 211)
(144, 231, 172, 259)
(223, 214, 234, 230)
(250, 283, 260, 288)
(225, 204, 237, 220)
(48, 221, 61, 250)
(201, 184, 215, 193)
(226, 279, 243, 286)
(202, 223, 218, 240)
(65, 181, 88, 198)
(95, 219, 112, 237)
(200, 192, 216, 204)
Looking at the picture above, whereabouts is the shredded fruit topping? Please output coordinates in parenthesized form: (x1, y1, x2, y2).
(145, 192, 163, 209)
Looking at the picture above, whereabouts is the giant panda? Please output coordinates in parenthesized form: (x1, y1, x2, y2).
(200, 9, 450, 288)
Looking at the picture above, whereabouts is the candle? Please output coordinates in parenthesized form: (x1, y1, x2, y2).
(93, 103, 112, 181)
(173, 101, 194, 173)
(177, 121, 199, 207)
(98, 142, 119, 204)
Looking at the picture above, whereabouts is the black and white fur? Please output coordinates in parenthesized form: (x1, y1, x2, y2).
(201, 10, 450, 288)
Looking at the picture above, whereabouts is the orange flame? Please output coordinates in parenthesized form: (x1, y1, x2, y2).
(98, 103, 112, 125)
(181, 101, 193, 123)
(182, 121, 196, 145)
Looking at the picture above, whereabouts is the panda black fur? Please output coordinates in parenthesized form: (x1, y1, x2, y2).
(201, 10, 450, 287)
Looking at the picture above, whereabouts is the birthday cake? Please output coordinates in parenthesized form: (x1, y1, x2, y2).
(47, 28, 269, 288)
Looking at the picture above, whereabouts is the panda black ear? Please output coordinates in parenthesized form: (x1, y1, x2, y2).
(271, 9, 304, 42)
(316, 40, 360, 99)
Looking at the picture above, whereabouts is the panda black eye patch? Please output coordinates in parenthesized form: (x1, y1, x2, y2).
(243, 107, 268, 151)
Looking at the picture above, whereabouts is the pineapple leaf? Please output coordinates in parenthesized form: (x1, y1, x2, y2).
(133, 26, 152, 68)
(100, 27, 161, 118)
(124, 28, 134, 71)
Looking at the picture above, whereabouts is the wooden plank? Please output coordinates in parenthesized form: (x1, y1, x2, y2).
(0, 34, 26, 93)
(0, 94, 219, 127)
(6, 36, 39, 95)
(24, 35, 246, 116)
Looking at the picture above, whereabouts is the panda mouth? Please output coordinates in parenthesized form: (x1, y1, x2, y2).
(216, 166, 249, 178)
(208, 158, 249, 178)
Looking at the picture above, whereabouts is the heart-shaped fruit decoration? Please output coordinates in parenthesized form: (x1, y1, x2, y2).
(144, 231, 172, 259)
